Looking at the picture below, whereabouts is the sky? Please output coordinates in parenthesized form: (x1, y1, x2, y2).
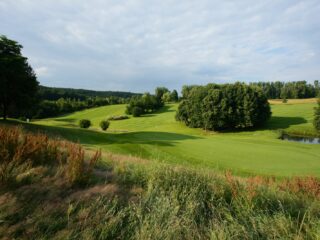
(1, 0, 319, 92)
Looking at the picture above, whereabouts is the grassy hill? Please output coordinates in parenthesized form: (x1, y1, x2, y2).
(1, 126, 319, 239)
(29, 99, 320, 177)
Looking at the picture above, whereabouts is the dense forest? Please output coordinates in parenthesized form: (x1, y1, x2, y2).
(250, 80, 319, 99)
(39, 85, 140, 101)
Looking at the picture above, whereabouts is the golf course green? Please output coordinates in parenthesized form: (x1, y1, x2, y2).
(31, 99, 320, 177)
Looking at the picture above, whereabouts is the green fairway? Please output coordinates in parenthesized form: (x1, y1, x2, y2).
(26, 101, 320, 177)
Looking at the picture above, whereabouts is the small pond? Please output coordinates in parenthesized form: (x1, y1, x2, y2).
(281, 134, 320, 144)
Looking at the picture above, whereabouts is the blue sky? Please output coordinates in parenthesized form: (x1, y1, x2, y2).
(1, 0, 319, 92)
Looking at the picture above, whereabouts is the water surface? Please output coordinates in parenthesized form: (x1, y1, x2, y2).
(281, 134, 320, 144)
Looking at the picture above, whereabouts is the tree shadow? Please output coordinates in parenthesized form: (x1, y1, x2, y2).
(51, 118, 78, 127)
(216, 116, 307, 134)
(157, 105, 175, 113)
(53, 118, 77, 123)
(0, 120, 201, 147)
(264, 116, 307, 130)
(139, 105, 176, 117)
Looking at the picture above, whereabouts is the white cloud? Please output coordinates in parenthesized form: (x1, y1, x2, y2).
(0, 0, 319, 92)
(35, 67, 49, 77)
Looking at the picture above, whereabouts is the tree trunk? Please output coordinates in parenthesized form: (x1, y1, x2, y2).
(3, 103, 7, 120)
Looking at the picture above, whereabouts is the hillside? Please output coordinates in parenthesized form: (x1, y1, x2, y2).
(30, 99, 320, 177)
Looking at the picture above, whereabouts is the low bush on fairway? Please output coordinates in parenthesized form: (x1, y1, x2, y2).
(79, 119, 91, 128)
(99, 120, 110, 131)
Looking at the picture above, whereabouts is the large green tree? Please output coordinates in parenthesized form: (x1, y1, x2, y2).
(176, 83, 271, 130)
(170, 89, 179, 102)
(155, 87, 169, 101)
(0, 36, 39, 119)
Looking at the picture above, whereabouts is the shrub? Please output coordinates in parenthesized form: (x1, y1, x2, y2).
(176, 82, 271, 130)
(314, 99, 320, 131)
(79, 119, 91, 128)
(132, 106, 143, 117)
(107, 115, 129, 121)
(100, 120, 110, 131)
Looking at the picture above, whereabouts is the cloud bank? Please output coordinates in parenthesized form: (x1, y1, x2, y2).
(1, 0, 319, 92)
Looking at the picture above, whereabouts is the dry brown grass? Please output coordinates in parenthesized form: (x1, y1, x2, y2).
(103, 151, 149, 165)
(0, 126, 101, 185)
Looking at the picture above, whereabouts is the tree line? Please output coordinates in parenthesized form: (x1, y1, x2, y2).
(38, 85, 140, 101)
(32, 96, 128, 119)
(176, 83, 271, 130)
(249, 81, 319, 99)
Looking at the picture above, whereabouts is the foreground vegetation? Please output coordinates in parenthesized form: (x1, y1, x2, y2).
(0, 126, 319, 239)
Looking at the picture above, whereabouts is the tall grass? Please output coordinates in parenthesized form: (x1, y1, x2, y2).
(0, 126, 100, 185)
(60, 165, 319, 239)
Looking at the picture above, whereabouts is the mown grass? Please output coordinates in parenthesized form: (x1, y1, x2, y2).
(25, 100, 320, 177)
(0, 128, 319, 239)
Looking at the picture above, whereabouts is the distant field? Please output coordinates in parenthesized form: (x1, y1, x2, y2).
(269, 98, 317, 104)
(8, 99, 320, 177)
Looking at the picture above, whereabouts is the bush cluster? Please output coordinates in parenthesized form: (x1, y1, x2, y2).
(176, 82, 271, 130)
(126, 93, 163, 117)
(107, 115, 129, 120)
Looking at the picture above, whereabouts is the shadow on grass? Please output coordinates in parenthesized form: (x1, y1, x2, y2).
(214, 116, 307, 134)
(53, 118, 77, 123)
(138, 105, 176, 118)
(265, 116, 307, 130)
(0, 120, 201, 147)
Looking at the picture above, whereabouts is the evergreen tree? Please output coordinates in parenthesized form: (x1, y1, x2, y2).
(0, 36, 39, 119)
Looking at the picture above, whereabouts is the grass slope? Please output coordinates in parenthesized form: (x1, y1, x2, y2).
(21, 100, 320, 177)
(1, 128, 319, 239)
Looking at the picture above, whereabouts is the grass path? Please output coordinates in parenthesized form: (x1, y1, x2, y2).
(9, 100, 320, 177)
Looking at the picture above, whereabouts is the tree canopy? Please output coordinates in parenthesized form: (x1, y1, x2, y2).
(176, 83, 271, 130)
(250, 81, 318, 99)
(0, 35, 39, 119)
